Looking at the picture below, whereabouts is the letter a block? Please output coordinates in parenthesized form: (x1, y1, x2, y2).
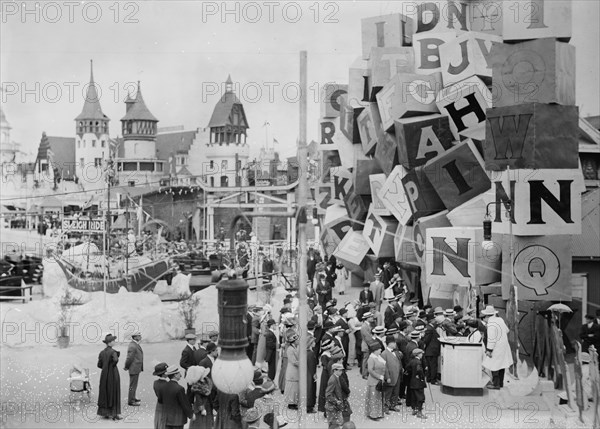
(378, 165, 412, 225)
(361, 13, 414, 60)
(333, 230, 371, 273)
(426, 227, 501, 285)
(491, 38, 576, 108)
(484, 103, 579, 170)
(422, 139, 491, 211)
(376, 72, 442, 131)
(402, 167, 446, 219)
(489, 168, 583, 236)
(436, 75, 492, 141)
(324, 204, 353, 247)
(363, 205, 398, 258)
(440, 32, 502, 86)
(369, 47, 415, 100)
(320, 83, 348, 119)
(369, 174, 391, 216)
(394, 114, 454, 169)
(502, 235, 572, 301)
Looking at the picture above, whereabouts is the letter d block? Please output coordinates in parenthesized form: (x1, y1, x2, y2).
(320, 83, 348, 119)
(333, 230, 371, 273)
(491, 38, 576, 108)
(426, 226, 501, 285)
(502, 235, 571, 301)
(361, 13, 414, 60)
(376, 72, 442, 131)
(363, 205, 398, 258)
(402, 167, 446, 219)
(484, 103, 579, 170)
(436, 75, 492, 141)
(422, 139, 491, 211)
(394, 114, 454, 169)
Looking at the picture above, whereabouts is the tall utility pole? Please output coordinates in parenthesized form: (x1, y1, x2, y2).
(297, 50, 309, 426)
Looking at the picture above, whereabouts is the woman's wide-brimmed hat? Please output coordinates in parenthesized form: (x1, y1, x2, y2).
(152, 362, 168, 376)
(103, 334, 117, 344)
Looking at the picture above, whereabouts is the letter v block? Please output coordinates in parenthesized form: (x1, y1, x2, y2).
(394, 114, 454, 169)
(436, 75, 492, 141)
(489, 168, 583, 236)
(484, 103, 579, 170)
(378, 165, 412, 225)
(363, 205, 398, 258)
(491, 38, 576, 107)
(422, 139, 491, 211)
(426, 226, 501, 285)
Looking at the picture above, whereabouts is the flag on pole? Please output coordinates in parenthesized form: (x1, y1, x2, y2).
(273, 138, 279, 145)
(263, 121, 270, 127)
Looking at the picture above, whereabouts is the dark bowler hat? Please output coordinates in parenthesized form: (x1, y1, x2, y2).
(103, 334, 117, 344)
(206, 342, 217, 353)
(153, 362, 168, 376)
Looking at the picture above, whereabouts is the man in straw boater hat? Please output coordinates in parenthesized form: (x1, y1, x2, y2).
(159, 365, 193, 429)
(97, 333, 123, 420)
(124, 331, 144, 406)
(481, 305, 513, 390)
(406, 348, 428, 419)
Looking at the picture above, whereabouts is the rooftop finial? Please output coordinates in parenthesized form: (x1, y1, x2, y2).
(225, 75, 233, 93)
(90, 59, 94, 83)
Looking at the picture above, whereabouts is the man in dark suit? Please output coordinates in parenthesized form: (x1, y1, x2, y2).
(335, 309, 351, 368)
(158, 366, 193, 429)
(265, 319, 278, 380)
(381, 335, 403, 413)
(359, 282, 374, 305)
(124, 331, 144, 406)
(406, 349, 427, 419)
(246, 305, 255, 360)
(179, 333, 198, 373)
(384, 295, 400, 329)
(581, 314, 600, 353)
(192, 334, 209, 364)
(422, 318, 441, 384)
(198, 342, 218, 372)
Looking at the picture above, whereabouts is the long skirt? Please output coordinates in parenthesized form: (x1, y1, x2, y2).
(190, 411, 214, 429)
(285, 380, 299, 405)
(278, 355, 288, 392)
(154, 402, 166, 429)
(255, 332, 267, 365)
(365, 386, 384, 419)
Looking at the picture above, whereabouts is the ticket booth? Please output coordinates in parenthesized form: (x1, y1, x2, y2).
(440, 337, 487, 396)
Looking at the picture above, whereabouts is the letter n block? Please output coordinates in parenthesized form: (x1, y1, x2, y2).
(320, 83, 348, 119)
(502, 235, 572, 301)
(363, 205, 398, 258)
(402, 167, 446, 219)
(484, 103, 579, 170)
(394, 114, 454, 169)
(436, 75, 492, 141)
(491, 39, 576, 108)
(422, 139, 491, 211)
(426, 227, 501, 285)
(412, 211, 451, 266)
(333, 230, 371, 273)
(361, 13, 414, 60)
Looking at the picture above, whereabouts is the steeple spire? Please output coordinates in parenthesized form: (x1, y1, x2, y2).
(75, 59, 109, 122)
(225, 75, 233, 93)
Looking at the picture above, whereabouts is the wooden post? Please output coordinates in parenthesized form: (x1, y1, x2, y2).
(589, 346, 600, 428)
(572, 341, 584, 423)
(297, 50, 309, 425)
(507, 165, 519, 379)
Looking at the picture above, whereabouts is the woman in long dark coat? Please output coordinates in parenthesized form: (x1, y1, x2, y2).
(97, 334, 122, 420)
(152, 362, 169, 429)
(306, 339, 318, 413)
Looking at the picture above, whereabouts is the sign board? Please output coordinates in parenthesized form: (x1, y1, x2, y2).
(62, 218, 106, 233)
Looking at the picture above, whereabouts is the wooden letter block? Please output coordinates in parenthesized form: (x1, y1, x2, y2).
(414, 1, 470, 34)
(394, 114, 454, 169)
(440, 31, 502, 86)
(490, 39, 576, 108)
(489, 168, 583, 236)
(394, 223, 418, 265)
(426, 226, 501, 285)
(324, 204, 353, 247)
(369, 47, 415, 100)
(376, 72, 442, 131)
(314, 181, 334, 214)
(319, 118, 355, 169)
(436, 76, 492, 141)
(320, 83, 348, 119)
(502, 235, 572, 301)
(369, 174, 391, 216)
(446, 194, 487, 227)
(343, 186, 371, 230)
(412, 211, 451, 265)
(363, 206, 398, 258)
(484, 103, 579, 170)
(413, 31, 457, 75)
(348, 57, 370, 107)
(402, 167, 446, 219)
(320, 150, 341, 183)
(374, 130, 399, 176)
(333, 230, 371, 273)
(422, 139, 491, 211)
(361, 13, 414, 60)
(339, 96, 364, 144)
(353, 160, 383, 196)
(378, 165, 412, 225)
(357, 104, 380, 156)
(331, 168, 353, 205)
(470, 0, 571, 42)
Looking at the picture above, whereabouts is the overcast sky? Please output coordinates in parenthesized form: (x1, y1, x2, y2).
(2, 1, 599, 160)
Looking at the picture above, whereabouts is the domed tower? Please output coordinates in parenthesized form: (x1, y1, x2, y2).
(205, 75, 250, 187)
(74, 60, 110, 187)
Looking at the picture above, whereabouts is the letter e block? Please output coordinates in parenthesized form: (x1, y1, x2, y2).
(334, 230, 371, 272)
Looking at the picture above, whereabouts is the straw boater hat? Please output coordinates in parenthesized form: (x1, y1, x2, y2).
(332, 363, 344, 371)
(433, 307, 444, 315)
(152, 362, 168, 376)
(321, 338, 334, 350)
(410, 330, 422, 338)
(481, 305, 498, 316)
(362, 311, 374, 320)
(444, 309, 456, 317)
(372, 326, 386, 335)
(131, 331, 141, 338)
(165, 365, 181, 376)
(386, 327, 398, 335)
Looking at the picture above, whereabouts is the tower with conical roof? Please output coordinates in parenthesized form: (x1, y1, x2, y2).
(204, 75, 250, 187)
(74, 60, 110, 187)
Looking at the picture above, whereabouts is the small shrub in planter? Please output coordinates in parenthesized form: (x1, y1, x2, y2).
(178, 293, 201, 337)
(57, 288, 83, 348)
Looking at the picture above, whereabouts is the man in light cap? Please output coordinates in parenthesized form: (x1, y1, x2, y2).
(180, 333, 199, 373)
(406, 349, 427, 419)
(325, 362, 351, 428)
(124, 331, 143, 406)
